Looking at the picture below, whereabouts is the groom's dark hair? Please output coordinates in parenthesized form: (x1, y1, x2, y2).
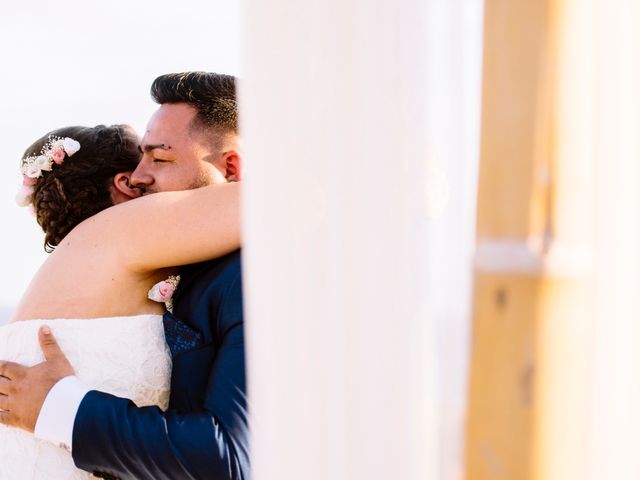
(150, 72, 238, 143)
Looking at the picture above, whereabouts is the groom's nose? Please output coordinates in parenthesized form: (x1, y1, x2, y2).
(130, 160, 154, 190)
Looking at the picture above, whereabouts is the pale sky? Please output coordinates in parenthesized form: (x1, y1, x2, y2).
(0, 0, 241, 314)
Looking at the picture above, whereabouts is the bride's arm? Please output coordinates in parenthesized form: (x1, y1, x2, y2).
(73, 182, 241, 272)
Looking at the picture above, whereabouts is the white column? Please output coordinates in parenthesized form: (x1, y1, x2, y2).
(240, 2, 443, 479)
(423, 1, 483, 478)
(587, 1, 640, 478)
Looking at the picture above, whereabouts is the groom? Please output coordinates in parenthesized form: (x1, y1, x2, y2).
(0, 72, 249, 480)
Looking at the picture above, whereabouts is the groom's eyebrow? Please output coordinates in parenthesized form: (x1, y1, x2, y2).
(138, 143, 173, 153)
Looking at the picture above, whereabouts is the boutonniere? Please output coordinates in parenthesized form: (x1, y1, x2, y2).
(148, 275, 181, 313)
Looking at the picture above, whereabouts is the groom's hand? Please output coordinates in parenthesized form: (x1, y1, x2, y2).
(0, 325, 74, 432)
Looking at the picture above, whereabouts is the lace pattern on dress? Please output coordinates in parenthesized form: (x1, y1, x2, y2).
(0, 315, 171, 480)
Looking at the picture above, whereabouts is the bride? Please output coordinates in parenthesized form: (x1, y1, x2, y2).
(0, 123, 241, 479)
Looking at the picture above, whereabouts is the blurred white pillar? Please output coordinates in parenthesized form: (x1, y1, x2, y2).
(587, 0, 640, 478)
(423, 2, 483, 479)
(240, 1, 441, 479)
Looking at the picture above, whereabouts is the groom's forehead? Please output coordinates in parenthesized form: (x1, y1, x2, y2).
(147, 103, 196, 131)
(143, 105, 194, 146)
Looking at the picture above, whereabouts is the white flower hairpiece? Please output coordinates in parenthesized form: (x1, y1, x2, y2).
(16, 136, 81, 207)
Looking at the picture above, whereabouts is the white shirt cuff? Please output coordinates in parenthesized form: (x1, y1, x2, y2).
(34, 375, 89, 452)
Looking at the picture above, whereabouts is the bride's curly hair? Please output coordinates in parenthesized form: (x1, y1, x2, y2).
(22, 125, 141, 252)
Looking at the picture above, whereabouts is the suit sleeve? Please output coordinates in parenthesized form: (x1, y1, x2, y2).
(71, 272, 249, 480)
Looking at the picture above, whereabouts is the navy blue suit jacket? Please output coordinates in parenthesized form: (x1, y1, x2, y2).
(71, 250, 249, 480)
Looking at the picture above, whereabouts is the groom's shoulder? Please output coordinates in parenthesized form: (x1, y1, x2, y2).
(177, 249, 242, 301)
(182, 249, 241, 280)
(206, 250, 241, 286)
(172, 250, 243, 330)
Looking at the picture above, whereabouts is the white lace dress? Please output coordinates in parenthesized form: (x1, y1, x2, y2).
(0, 315, 172, 479)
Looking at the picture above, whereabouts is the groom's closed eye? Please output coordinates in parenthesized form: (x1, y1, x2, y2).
(139, 143, 172, 152)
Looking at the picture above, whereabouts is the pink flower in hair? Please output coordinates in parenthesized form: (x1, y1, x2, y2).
(51, 148, 65, 164)
(22, 175, 37, 186)
(16, 135, 81, 211)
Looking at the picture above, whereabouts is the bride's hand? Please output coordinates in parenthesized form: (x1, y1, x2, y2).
(0, 326, 74, 433)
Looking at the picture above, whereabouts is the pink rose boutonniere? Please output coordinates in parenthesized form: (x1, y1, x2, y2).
(148, 275, 181, 313)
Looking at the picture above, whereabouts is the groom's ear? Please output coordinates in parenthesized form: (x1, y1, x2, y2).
(110, 172, 142, 204)
(222, 150, 243, 182)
